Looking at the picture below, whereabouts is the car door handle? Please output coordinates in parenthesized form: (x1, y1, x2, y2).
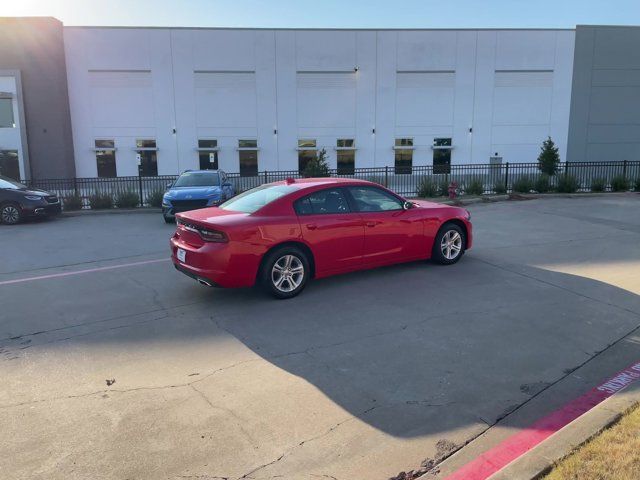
(306, 224, 318, 230)
(366, 221, 379, 228)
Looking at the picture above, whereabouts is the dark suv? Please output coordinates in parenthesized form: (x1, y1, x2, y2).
(0, 176, 61, 224)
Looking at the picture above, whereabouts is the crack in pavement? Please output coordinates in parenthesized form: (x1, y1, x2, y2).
(0, 298, 208, 345)
(237, 405, 380, 479)
(190, 384, 256, 445)
(0, 357, 261, 410)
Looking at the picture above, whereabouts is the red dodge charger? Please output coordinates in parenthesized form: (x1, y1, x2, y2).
(170, 178, 472, 298)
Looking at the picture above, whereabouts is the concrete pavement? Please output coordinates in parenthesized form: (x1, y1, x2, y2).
(0, 194, 639, 479)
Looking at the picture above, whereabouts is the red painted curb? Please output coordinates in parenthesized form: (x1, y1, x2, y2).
(443, 361, 640, 480)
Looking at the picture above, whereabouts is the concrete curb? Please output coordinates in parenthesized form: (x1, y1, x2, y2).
(488, 384, 640, 480)
(61, 208, 162, 217)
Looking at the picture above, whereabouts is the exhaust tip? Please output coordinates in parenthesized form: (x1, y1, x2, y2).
(197, 278, 213, 287)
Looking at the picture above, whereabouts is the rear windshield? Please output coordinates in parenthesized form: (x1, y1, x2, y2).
(219, 184, 297, 214)
(173, 172, 220, 187)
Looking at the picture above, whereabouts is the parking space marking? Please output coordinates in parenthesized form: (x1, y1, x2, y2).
(0, 258, 169, 286)
(443, 361, 640, 480)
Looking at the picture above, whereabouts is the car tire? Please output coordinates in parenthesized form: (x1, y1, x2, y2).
(163, 214, 174, 224)
(260, 246, 310, 299)
(431, 223, 465, 265)
(1, 203, 22, 225)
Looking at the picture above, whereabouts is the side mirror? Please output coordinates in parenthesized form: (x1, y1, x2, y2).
(222, 182, 232, 187)
(403, 201, 413, 210)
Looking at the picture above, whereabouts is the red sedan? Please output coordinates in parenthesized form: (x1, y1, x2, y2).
(170, 178, 472, 298)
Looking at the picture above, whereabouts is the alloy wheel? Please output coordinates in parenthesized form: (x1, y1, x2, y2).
(440, 230, 462, 260)
(1, 205, 20, 224)
(271, 254, 305, 293)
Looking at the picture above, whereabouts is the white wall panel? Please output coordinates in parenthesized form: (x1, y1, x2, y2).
(191, 30, 256, 71)
(495, 31, 556, 70)
(296, 73, 356, 128)
(88, 71, 155, 128)
(194, 72, 257, 128)
(64, 27, 576, 175)
(397, 31, 457, 71)
(395, 72, 455, 127)
(295, 31, 356, 71)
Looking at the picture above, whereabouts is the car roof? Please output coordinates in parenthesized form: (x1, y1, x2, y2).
(268, 177, 375, 191)
(180, 170, 221, 174)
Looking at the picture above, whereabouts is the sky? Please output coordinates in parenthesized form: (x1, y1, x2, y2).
(3, 0, 640, 29)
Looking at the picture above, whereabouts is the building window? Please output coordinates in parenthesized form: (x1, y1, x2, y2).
(0, 98, 15, 128)
(238, 139, 258, 177)
(95, 140, 117, 177)
(0, 150, 20, 180)
(433, 138, 452, 174)
(198, 139, 218, 170)
(136, 139, 158, 176)
(336, 139, 355, 175)
(394, 138, 413, 174)
(298, 139, 317, 174)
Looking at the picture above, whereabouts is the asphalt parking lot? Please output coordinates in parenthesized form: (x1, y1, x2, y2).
(1, 194, 639, 480)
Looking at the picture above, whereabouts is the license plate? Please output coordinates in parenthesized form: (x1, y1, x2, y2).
(177, 248, 186, 263)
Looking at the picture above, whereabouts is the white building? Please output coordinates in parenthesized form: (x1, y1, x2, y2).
(61, 27, 575, 177)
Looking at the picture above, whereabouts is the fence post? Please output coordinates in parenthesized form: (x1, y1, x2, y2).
(564, 161, 569, 175)
(73, 177, 78, 196)
(138, 175, 144, 206)
(384, 166, 389, 187)
(504, 162, 509, 192)
(264, 170, 268, 184)
(623, 160, 628, 179)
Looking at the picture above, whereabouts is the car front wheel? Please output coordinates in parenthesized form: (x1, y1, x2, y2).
(432, 223, 465, 265)
(1, 203, 22, 225)
(261, 246, 310, 299)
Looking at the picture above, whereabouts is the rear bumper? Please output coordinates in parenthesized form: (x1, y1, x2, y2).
(173, 263, 221, 287)
(170, 235, 261, 288)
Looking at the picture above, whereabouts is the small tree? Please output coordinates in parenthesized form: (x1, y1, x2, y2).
(303, 148, 330, 177)
(537, 136, 560, 176)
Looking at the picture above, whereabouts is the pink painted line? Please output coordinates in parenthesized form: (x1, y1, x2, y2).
(0, 258, 169, 286)
(444, 360, 640, 480)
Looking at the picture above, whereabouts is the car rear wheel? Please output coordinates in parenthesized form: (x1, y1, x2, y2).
(261, 246, 310, 299)
(1, 203, 22, 225)
(432, 223, 465, 265)
(163, 214, 174, 224)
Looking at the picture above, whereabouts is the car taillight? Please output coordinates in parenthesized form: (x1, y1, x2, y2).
(199, 228, 227, 243)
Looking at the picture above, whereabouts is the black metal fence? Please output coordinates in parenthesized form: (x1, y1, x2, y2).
(19, 161, 640, 208)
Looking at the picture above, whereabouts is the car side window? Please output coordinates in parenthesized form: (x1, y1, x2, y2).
(348, 186, 403, 212)
(294, 188, 351, 215)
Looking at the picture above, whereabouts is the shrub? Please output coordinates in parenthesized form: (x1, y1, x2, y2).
(437, 176, 450, 197)
(89, 192, 113, 210)
(557, 174, 580, 193)
(610, 175, 629, 192)
(416, 177, 440, 197)
(534, 174, 551, 193)
(537, 136, 561, 176)
(62, 194, 83, 211)
(303, 148, 330, 177)
(115, 190, 140, 209)
(590, 177, 606, 192)
(512, 176, 533, 193)
(464, 178, 484, 196)
(634, 177, 640, 192)
(493, 182, 507, 195)
(147, 188, 165, 208)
